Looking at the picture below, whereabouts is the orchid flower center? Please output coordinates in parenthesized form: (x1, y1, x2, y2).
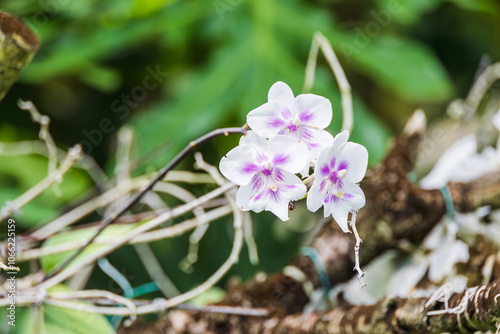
(292, 115, 301, 126)
(269, 183, 278, 192)
(326, 168, 347, 184)
(261, 160, 274, 176)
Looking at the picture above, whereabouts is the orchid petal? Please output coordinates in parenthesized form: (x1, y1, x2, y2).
(236, 171, 306, 221)
(294, 94, 332, 129)
(236, 181, 260, 212)
(332, 131, 349, 153)
(341, 180, 366, 211)
(339, 142, 369, 183)
(267, 171, 307, 221)
(299, 161, 312, 178)
(276, 170, 308, 200)
(315, 146, 335, 176)
(268, 136, 309, 174)
(329, 199, 350, 232)
(306, 177, 329, 212)
(220, 145, 258, 186)
(246, 103, 283, 138)
(301, 127, 334, 159)
(268, 81, 294, 104)
(239, 130, 268, 148)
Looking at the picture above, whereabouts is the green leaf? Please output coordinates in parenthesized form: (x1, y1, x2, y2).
(43, 304, 115, 334)
(132, 38, 255, 167)
(1, 297, 114, 334)
(131, 0, 338, 168)
(78, 65, 123, 93)
(40, 223, 139, 273)
(187, 286, 226, 306)
(132, 0, 177, 18)
(372, 0, 439, 25)
(445, 0, 500, 13)
(21, 2, 210, 84)
(341, 35, 454, 102)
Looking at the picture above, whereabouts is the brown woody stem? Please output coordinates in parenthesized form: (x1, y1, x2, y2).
(0, 12, 40, 101)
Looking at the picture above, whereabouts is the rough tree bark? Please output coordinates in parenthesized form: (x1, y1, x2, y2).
(0, 11, 40, 101)
(122, 279, 500, 333)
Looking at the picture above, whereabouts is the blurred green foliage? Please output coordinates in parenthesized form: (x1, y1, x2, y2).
(1, 0, 500, 330)
(0, 285, 115, 333)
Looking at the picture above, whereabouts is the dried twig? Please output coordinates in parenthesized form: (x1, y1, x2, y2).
(18, 205, 233, 262)
(0, 145, 83, 220)
(18, 100, 58, 175)
(0, 261, 19, 272)
(27, 182, 237, 291)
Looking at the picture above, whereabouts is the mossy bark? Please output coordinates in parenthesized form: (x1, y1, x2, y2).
(0, 11, 40, 102)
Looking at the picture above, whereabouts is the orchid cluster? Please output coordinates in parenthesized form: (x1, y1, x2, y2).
(220, 81, 368, 231)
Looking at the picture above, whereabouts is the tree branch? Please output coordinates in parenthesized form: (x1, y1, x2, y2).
(0, 11, 40, 101)
(119, 279, 500, 333)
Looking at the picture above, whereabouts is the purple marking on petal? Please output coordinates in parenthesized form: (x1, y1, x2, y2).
(242, 163, 259, 174)
(301, 127, 313, 141)
(254, 192, 263, 201)
(299, 110, 314, 123)
(281, 106, 293, 119)
(324, 194, 332, 204)
(281, 183, 297, 190)
(268, 189, 279, 202)
(274, 169, 284, 181)
(268, 117, 285, 129)
(328, 171, 339, 184)
(299, 127, 320, 150)
(256, 153, 268, 164)
(343, 193, 354, 199)
(250, 175, 263, 191)
(338, 161, 349, 171)
(329, 156, 336, 168)
(261, 169, 272, 176)
(287, 124, 298, 132)
(273, 154, 289, 166)
(319, 179, 327, 192)
(320, 164, 330, 177)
